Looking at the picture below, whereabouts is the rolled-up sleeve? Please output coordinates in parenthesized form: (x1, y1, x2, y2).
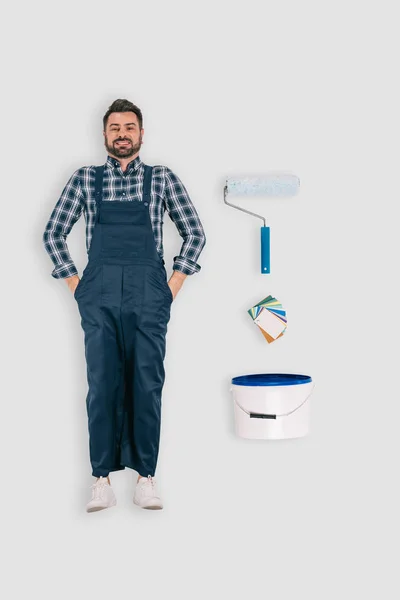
(42, 169, 84, 279)
(163, 167, 206, 275)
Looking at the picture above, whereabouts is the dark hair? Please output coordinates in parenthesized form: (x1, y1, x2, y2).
(103, 99, 143, 130)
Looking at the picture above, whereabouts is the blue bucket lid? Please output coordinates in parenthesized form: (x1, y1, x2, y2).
(231, 373, 312, 387)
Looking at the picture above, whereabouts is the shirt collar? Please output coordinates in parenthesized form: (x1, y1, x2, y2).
(105, 154, 143, 172)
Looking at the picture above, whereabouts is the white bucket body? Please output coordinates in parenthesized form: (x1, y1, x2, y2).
(231, 379, 314, 440)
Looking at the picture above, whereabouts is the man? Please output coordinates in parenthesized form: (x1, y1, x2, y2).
(43, 99, 206, 512)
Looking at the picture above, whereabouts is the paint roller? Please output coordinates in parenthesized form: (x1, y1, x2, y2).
(223, 173, 300, 274)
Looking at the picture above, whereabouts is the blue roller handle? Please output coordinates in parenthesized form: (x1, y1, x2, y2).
(261, 226, 270, 274)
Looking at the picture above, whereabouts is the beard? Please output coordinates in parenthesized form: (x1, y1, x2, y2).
(105, 134, 142, 158)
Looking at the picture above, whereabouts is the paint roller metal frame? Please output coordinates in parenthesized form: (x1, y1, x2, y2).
(223, 174, 300, 274)
(223, 184, 267, 226)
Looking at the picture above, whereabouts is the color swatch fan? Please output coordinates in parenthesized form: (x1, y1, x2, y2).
(248, 295, 287, 343)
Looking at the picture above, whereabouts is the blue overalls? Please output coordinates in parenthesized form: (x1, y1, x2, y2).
(74, 164, 173, 478)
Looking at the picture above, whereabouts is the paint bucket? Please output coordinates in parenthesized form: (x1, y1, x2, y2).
(231, 373, 315, 439)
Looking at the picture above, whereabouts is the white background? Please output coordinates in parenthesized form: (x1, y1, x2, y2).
(2, 0, 399, 598)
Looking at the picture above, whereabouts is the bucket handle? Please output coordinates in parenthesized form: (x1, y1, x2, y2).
(231, 384, 315, 419)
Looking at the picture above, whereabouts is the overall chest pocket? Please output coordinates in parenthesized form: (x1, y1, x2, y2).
(98, 202, 147, 225)
(99, 203, 148, 254)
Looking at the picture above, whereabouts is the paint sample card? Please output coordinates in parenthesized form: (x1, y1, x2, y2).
(254, 308, 285, 339)
(248, 294, 287, 344)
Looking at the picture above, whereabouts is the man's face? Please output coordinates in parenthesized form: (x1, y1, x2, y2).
(104, 112, 143, 159)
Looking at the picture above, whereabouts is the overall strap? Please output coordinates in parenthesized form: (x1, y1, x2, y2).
(94, 166, 105, 214)
(142, 165, 153, 203)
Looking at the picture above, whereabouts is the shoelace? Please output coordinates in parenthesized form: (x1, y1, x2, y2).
(140, 475, 156, 497)
(91, 478, 108, 501)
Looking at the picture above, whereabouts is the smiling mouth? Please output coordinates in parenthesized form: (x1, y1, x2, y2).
(115, 140, 131, 146)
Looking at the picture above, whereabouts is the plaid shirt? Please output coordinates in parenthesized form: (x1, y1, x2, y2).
(43, 155, 206, 278)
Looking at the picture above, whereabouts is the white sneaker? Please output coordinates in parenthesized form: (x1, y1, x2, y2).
(86, 477, 117, 512)
(133, 475, 163, 510)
